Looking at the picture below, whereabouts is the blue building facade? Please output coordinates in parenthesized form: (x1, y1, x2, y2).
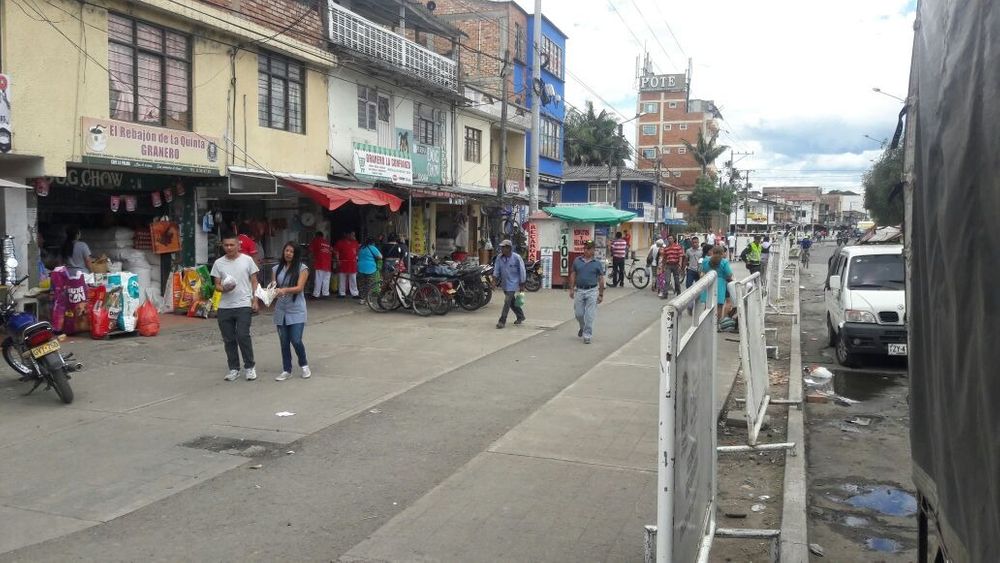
(560, 167, 660, 219)
(520, 15, 567, 197)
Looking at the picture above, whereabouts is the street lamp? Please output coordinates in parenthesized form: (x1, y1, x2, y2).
(872, 87, 906, 103)
(863, 134, 888, 146)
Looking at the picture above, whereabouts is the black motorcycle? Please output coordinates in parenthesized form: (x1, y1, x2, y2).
(524, 260, 543, 292)
(2, 277, 81, 404)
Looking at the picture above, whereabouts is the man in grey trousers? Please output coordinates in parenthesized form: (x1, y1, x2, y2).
(211, 233, 260, 381)
(568, 240, 605, 344)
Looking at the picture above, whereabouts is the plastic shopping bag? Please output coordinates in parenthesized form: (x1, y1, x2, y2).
(137, 300, 160, 337)
(90, 299, 110, 339)
(255, 282, 278, 307)
(514, 291, 526, 308)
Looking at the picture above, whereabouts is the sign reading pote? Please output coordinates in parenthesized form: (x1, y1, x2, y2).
(80, 117, 220, 175)
(639, 73, 687, 93)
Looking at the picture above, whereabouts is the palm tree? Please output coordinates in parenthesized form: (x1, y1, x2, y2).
(682, 130, 728, 176)
(563, 101, 631, 166)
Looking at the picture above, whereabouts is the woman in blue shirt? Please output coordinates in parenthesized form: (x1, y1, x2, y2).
(357, 237, 383, 304)
(271, 242, 311, 381)
(701, 245, 734, 323)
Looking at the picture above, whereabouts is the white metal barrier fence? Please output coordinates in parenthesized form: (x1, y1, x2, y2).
(653, 271, 718, 563)
(729, 273, 770, 445)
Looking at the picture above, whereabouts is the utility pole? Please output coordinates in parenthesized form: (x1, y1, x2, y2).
(616, 124, 624, 208)
(497, 49, 510, 202)
(729, 149, 753, 254)
(744, 169, 752, 238)
(529, 0, 542, 213)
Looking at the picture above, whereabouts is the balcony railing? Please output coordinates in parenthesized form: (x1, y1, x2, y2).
(327, 2, 458, 92)
(490, 164, 526, 194)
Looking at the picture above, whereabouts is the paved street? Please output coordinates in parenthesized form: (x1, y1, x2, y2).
(0, 280, 743, 562)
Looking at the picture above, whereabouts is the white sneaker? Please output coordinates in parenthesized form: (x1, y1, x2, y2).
(224, 369, 240, 381)
(244, 367, 257, 381)
(301, 366, 312, 379)
(275, 371, 292, 382)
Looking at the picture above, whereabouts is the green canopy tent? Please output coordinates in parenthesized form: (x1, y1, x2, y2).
(542, 205, 637, 225)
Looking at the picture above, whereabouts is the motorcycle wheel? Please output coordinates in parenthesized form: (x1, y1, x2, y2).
(2, 338, 32, 377)
(480, 284, 493, 306)
(524, 273, 542, 292)
(411, 284, 442, 317)
(629, 267, 650, 289)
(42, 355, 73, 404)
(457, 287, 483, 311)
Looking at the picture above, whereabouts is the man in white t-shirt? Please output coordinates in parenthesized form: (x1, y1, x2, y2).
(727, 233, 737, 260)
(211, 234, 260, 381)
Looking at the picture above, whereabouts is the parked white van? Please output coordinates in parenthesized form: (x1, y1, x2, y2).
(825, 244, 907, 367)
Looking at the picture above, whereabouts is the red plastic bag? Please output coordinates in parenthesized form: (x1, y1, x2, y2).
(90, 299, 110, 339)
(137, 300, 160, 337)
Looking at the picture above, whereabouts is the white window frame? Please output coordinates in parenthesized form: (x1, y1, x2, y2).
(672, 171, 682, 178)
(668, 101, 678, 109)
(641, 148, 656, 160)
(640, 124, 657, 136)
(357, 85, 377, 130)
(587, 182, 615, 204)
(662, 147, 671, 154)
(664, 123, 672, 131)
(679, 123, 689, 130)
(642, 102, 658, 114)
(678, 147, 687, 154)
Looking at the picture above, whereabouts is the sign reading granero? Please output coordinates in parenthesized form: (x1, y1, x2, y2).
(80, 117, 221, 175)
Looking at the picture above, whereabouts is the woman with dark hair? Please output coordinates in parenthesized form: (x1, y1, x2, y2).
(270, 241, 311, 381)
(60, 226, 93, 276)
(357, 237, 382, 304)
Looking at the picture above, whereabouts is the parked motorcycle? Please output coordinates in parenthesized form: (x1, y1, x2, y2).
(524, 260, 543, 292)
(2, 276, 81, 404)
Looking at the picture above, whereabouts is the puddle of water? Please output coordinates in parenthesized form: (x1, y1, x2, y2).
(832, 370, 905, 401)
(866, 537, 901, 553)
(845, 485, 917, 517)
(843, 515, 870, 527)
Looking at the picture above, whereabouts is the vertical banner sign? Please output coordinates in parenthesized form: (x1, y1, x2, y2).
(411, 205, 427, 255)
(572, 228, 591, 252)
(540, 247, 553, 289)
(594, 226, 609, 261)
(0, 74, 11, 153)
(559, 228, 570, 277)
(527, 222, 540, 262)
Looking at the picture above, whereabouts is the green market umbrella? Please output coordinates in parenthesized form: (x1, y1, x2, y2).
(542, 205, 637, 225)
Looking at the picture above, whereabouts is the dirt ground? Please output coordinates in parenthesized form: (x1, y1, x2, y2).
(710, 315, 794, 562)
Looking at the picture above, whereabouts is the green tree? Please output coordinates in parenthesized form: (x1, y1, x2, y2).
(688, 175, 736, 225)
(863, 147, 904, 224)
(563, 101, 631, 166)
(682, 130, 729, 175)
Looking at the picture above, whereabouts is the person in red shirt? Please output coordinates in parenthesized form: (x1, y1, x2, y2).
(333, 231, 361, 298)
(238, 228, 260, 266)
(309, 231, 333, 298)
(659, 235, 685, 298)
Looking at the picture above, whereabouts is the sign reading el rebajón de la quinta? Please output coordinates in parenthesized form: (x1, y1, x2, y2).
(81, 117, 220, 175)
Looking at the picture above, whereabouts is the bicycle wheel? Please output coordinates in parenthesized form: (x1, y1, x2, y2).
(629, 267, 650, 289)
(367, 285, 389, 313)
(378, 284, 403, 311)
(411, 283, 442, 317)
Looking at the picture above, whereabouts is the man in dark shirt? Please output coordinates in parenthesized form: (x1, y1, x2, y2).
(568, 240, 605, 344)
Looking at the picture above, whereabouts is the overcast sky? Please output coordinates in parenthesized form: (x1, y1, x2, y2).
(514, 0, 916, 191)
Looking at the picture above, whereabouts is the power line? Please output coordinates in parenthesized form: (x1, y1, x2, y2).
(606, 0, 645, 52)
(628, 0, 679, 72)
(565, 70, 630, 120)
(647, 0, 687, 58)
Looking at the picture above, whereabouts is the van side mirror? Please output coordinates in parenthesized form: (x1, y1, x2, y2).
(828, 275, 841, 290)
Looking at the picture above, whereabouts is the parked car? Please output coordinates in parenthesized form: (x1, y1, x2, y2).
(824, 243, 906, 367)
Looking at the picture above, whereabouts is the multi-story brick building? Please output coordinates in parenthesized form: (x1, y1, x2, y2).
(633, 70, 720, 227)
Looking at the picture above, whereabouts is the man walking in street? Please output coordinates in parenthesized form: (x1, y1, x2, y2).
(746, 235, 763, 274)
(684, 235, 702, 289)
(568, 240, 605, 344)
(309, 231, 333, 299)
(760, 235, 772, 283)
(660, 235, 684, 298)
(610, 231, 628, 287)
(493, 239, 526, 329)
(647, 239, 664, 293)
(211, 233, 260, 381)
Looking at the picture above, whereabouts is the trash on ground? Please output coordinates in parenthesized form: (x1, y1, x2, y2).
(249, 464, 263, 469)
(286, 450, 295, 455)
(810, 543, 825, 557)
(369, 409, 382, 414)
(275, 411, 296, 417)
(839, 423, 863, 433)
(836, 397, 860, 406)
(806, 393, 830, 404)
(751, 503, 766, 512)
(759, 495, 771, 501)
(847, 416, 873, 426)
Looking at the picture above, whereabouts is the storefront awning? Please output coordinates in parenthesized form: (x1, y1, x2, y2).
(285, 180, 402, 212)
(542, 205, 636, 225)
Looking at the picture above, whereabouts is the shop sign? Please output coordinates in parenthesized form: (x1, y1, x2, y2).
(411, 204, 427, 255)
(559, 229, 570, 277)
(572, 228, 592, 252)
(594, 226, 609, 261)
(353, 143, 413, 185)
(80, 117, 220, 175)
(540, 247, 553, 289)
(0, 74, 11, 153)
(397, 128, 443, 185)
(639, 73, 686, 92)
(50, 168, 128, 188)
(526, 222, 540, 262)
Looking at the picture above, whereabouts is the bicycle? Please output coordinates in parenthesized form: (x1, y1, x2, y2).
(604, 257, 651, 289)
(366, 264, 442, 316)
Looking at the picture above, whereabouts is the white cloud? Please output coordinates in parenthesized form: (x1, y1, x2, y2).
(514, 0, 915, 190)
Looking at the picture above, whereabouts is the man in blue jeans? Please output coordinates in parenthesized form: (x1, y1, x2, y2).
(684, 236, 702, 288)
(493, 239, 526, 329)
(568, 240, 605, 344)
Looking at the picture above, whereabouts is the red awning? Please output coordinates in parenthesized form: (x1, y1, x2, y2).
(285, 180, 403, 212)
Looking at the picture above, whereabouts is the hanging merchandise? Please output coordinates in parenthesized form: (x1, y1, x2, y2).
(163, 187, 173, 203)
(110, 195, 121, 213)
(150, 220, 181, 254)
(201, 211, 215, 233)
(125, 195, 137, 212)
(151, 191, 163, 208)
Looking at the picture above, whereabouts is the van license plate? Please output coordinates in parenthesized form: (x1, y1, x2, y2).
(887, 343, 907, 356)
(30, 340, 60, 359)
